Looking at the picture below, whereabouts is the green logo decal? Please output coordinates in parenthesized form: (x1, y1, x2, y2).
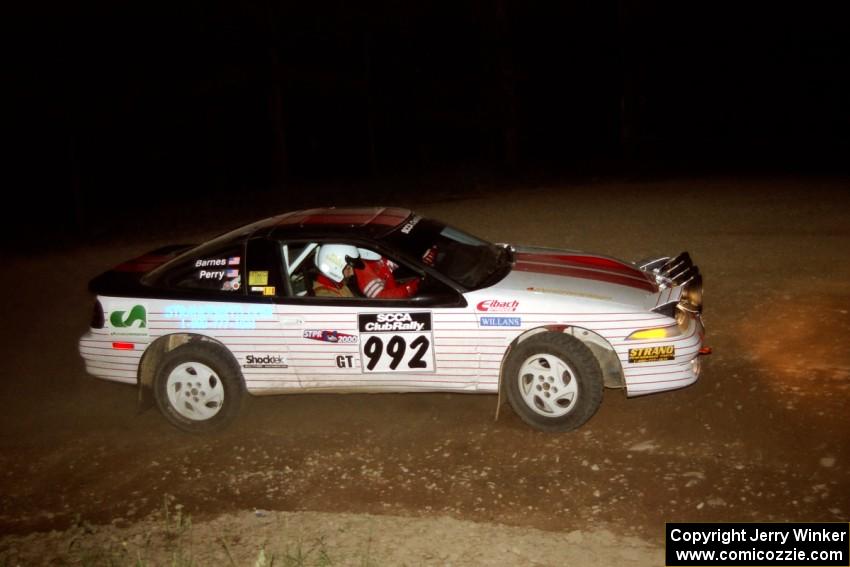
(110, 305, 147, 329)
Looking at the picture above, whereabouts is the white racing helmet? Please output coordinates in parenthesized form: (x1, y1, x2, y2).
(315, 244, 361, 283)
(357, 247, 381, 261)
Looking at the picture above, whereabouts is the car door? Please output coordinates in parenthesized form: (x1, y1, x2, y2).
(275, 240, 362, 390)
(234, 238, 294, 393)
(279, 240, 478, 392)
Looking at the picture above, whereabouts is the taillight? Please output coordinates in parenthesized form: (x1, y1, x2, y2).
(91, 300, 105, 329)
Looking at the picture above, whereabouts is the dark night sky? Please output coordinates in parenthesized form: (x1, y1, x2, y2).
(10, 1, 850, 236)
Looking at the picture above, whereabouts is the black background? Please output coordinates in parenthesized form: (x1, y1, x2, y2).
(10, 1, 850, 241)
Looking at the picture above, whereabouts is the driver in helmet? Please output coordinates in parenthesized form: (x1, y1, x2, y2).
(313, 244, 360, 297)
(355, 248, 419, 299)
(313, 244, 420, 299)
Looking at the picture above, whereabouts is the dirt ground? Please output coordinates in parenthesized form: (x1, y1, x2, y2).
(1, 177, 848, 565)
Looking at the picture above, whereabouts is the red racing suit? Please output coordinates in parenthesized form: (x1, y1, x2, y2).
(354, 258, 419, 299)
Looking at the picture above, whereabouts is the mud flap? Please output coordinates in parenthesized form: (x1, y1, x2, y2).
(494, 379, 504, 422)
(137, 384, 155, 414)
(494, 344, 511, 422)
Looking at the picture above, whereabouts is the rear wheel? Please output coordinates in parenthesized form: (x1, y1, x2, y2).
(504, 332, 603, 432)
(154, 343, 244, 433)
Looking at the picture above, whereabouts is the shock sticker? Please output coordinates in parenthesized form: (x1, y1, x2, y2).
(358, 312, 434, 372)
(628, 345, 676, 363)
(243, 354, 288, 369)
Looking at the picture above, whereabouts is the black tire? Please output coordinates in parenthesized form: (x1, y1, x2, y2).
(153, 342, 244, 433)
(504, 332, 603, 432)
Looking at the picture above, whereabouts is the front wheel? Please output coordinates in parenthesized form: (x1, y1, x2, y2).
(504, 332, 603, 432)
(153, 343, 244, 433)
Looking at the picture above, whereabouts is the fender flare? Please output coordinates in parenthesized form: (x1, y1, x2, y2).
(494, 325, 624, 420)
(136, 333, 244, 411)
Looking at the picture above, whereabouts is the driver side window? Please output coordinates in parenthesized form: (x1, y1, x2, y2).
(283, 243, 320, 297)
(283, 242, 422, 300)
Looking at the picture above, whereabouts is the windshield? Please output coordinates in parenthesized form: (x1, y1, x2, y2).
(382, 216, 510, 290)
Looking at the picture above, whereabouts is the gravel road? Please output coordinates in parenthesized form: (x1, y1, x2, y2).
(1, 177, 847, 565)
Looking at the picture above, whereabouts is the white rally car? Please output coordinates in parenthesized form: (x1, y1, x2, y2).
(79, 207, 706, 433)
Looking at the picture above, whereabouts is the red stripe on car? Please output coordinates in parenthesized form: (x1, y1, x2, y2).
(515, 252, 648, 279)
(514, 261, 657, 293)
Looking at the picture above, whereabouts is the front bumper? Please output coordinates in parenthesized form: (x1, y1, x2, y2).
(618, 316, 705, 397)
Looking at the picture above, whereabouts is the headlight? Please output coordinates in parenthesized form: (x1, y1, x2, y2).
(626, 325, 682, 340)
(675, 306, 690, 330)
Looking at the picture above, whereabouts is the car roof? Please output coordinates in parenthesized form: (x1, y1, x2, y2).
(141, 207, 414, 288)
(264, 207, 412, 240)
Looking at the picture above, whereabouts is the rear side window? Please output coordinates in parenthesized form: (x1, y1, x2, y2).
(164, 246, 245, 293)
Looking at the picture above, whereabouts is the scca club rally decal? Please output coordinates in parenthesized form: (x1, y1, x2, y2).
(476, 299, 519, 312)
(628, 345, 676, 363)
(357, 312, 434, 372)
(303, 330, 358, 344)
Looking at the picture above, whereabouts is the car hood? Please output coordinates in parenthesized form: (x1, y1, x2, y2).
(477, 246, 662, 312)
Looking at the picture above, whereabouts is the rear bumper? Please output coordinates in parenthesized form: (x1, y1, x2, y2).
(79, 330, 141, 385)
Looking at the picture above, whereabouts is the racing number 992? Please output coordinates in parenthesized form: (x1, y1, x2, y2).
(363, 335, 429, 371)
